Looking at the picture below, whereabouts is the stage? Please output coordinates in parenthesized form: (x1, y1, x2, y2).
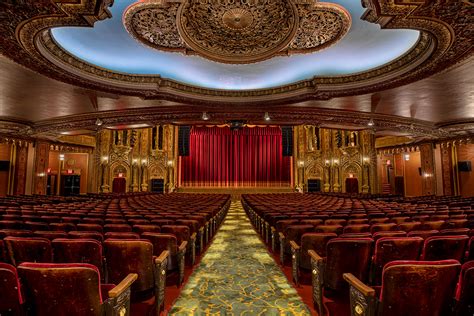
(176, 187, 295, 200)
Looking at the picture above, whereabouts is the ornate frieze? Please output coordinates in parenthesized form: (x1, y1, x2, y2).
(123, 0, 350, 64)
(0, 0, 471, 104)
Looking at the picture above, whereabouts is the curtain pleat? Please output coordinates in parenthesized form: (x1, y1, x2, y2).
(180, 126, 291, 187)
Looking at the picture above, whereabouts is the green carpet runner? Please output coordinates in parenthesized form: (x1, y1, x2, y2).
(169, 201, 310, 315)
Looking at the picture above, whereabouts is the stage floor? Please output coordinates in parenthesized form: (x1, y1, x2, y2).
(176, 187, 294, 199)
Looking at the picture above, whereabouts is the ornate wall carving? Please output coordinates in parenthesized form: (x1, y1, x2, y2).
(298, 126, 377, 193)
(420, 143, 436, 196)
(440, 145, 454, 196)
(14, 144, 29, 195)
(33, 141, 50, 195)
(95, 125, 175, 193)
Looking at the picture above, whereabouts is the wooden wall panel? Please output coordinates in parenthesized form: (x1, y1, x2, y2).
(457, 144, 474, 197)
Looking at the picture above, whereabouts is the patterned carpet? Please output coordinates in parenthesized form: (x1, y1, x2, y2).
(169, 201, 311, 315)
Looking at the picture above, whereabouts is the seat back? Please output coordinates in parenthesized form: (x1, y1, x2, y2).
(141, 233, 179, 270)
(456, 261, 474, 316)
(314, 225, 343, 235)
(104, 239, 155, 298)
(421, 235, 469, 261)
(325, 238, 373, 290)
(342, 224, 370, 234)
(133, 225, 161, 234)
(104, 232, 140, 239)
(372, 237, 423, 285)
(161, 225, 190, 244)
(380, 260, 461, 316)
(300, 233, 336, 269)
(4, 237, 52, 266)
(285, 224, 315, 242)
(18, 263, 103, 316)
(52, 239, 103, 275)
(0, 263, 23, 314)
(68, 231, 104, 242)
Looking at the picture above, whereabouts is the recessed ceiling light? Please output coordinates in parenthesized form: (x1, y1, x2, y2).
(202, 112, 210, 121)
(367, 119, 374, 126)
(95, 118, 103, 126)
(264, 112, 271, 121)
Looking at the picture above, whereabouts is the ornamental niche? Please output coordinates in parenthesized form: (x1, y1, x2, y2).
(123, 0, 351, 64)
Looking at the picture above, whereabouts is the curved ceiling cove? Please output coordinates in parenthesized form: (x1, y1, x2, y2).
(51, 0, 419, 90)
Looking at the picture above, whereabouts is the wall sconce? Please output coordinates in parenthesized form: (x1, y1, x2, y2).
(325, 159, 330, 166)
(349, 173, 354, 178)
(38, 172, 45, 177)
(132, 159, 138, 165)
(333, 159, 339, 166)
(167, 160, 174, 167)
(404, 154, 410, 161)
(297, 160, 305, 168)
(386, 160, 391, 165)
(102, 156, 109, 163)
(202, 112, 210, 121)
(423, 172, 433, 178)
(363, 157, 370, 165)
(59, 154, 65, 161)
(141, 159, 148, 166)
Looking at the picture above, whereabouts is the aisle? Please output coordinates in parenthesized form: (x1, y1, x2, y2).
(169, 201, 310, 315)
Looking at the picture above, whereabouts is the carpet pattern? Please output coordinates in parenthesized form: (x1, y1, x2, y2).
(169, 201, 311, 315)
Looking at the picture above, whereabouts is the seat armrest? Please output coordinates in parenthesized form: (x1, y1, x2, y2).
(343, 273, 376, 316)
(343, 273, 375, 297)
(155, 250, 170, 265)
(178, 241, 188, 253)
(308, 249, 322, 262)
(108, 273, 138, 298)
(105, 273, 138, 316)
(289, 240, 300, 251)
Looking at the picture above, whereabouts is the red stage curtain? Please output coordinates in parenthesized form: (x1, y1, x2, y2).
(180, 126, 291, 187)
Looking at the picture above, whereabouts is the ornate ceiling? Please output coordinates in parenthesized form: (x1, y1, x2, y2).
(0, 0, 472, 140)
(123, 0, 351, 64)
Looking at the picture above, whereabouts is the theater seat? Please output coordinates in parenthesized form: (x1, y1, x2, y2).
(344, 260, 461, 316)
(104, 239, 169, 315)
(290, 232, 336, 286)
(4, 237, 52, 266)
(52, 238, 105, 277)
(0, 263, 23, 315)
(421, 235, 469, 261)
(104, 232, 140, 240)
(18, 262, 137, 316)
(141, 232, 187, 286)
(370, 237, 423, 285)
(309, 237, 373, 315)
(455, 260, 474, 316)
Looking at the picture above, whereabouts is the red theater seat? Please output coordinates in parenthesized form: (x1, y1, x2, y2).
(455, 260, 474, 316)
(4, 237, 52, 266)
(0, 263, 23, 315)
(344, 260, 461, 316)
(421, 235, 469, 261)
(52, 238, 105, 277)
(104, 239, 169, 315)
(18, 263, 137, 316)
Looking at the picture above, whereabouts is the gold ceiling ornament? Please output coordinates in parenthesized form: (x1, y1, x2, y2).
(123, 0, 352, 64)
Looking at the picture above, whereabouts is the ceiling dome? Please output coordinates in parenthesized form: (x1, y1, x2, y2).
(123, 0, 351, 64)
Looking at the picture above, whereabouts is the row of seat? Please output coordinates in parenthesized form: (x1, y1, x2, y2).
(243, 194, 474, 316)
(0, 193, 231, 315)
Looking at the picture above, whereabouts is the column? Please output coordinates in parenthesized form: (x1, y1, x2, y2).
(420, 143, 436, 196)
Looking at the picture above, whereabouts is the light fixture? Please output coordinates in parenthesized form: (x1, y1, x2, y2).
(202, 112, 210, 121)
(132, 159, 138, 165)
(367, 119, 375, 127)
(167, 160, 174, 167)
(297, 160, 305, 168)
(59, 154, 65, 161)
(102, 156, 109, 163)
(95, 118, 103, 126)
(141, 159, 148, 165)
(404, 154, 410, 161)
(264, 112, 271, 121)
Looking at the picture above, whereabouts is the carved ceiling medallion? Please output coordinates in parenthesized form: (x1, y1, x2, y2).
(123, 0, 352, 64)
